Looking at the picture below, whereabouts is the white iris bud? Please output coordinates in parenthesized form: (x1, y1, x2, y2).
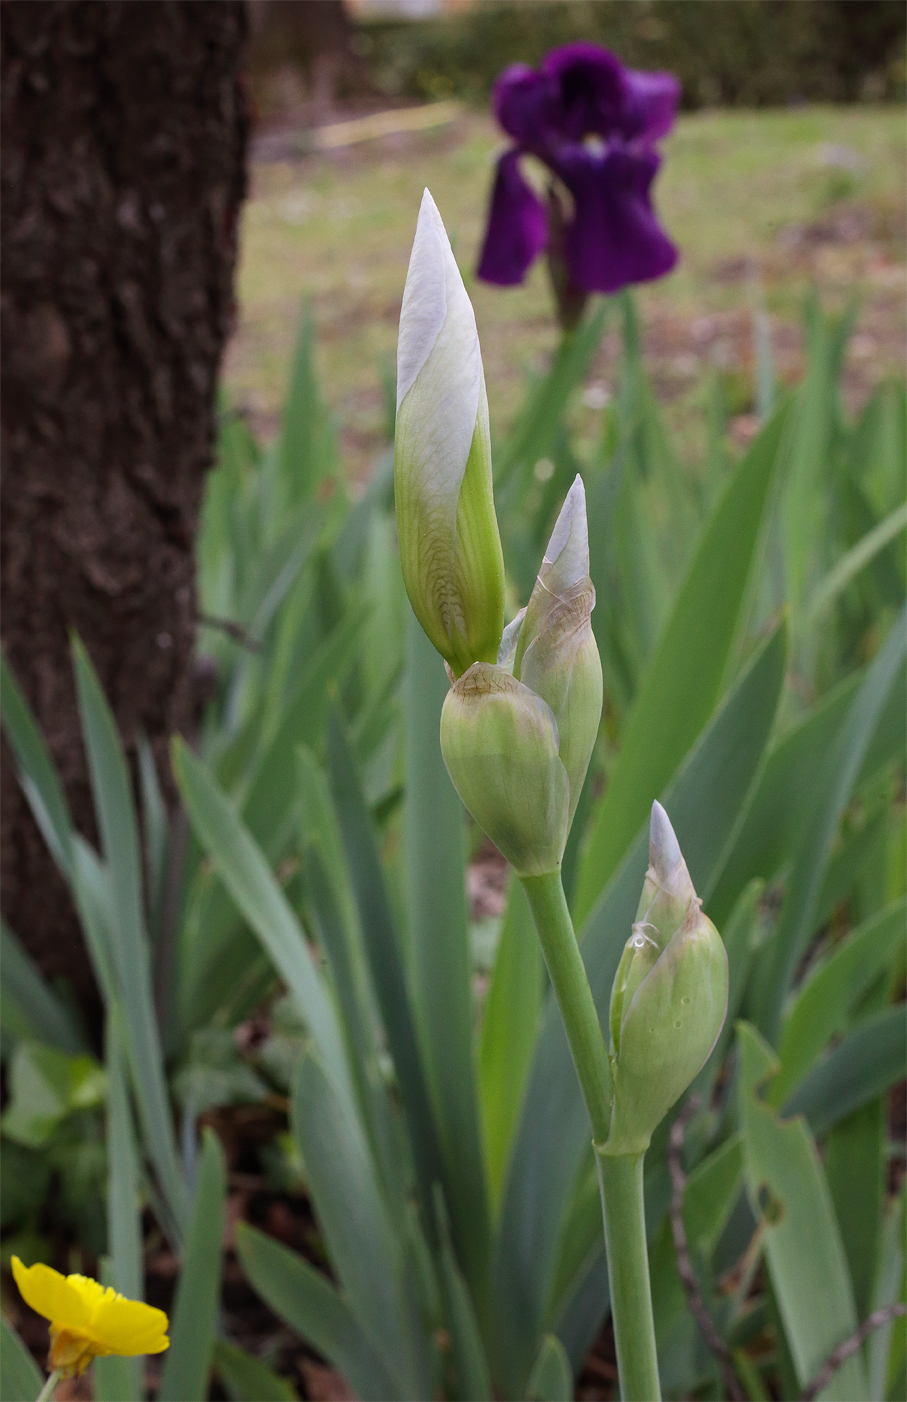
(394, 189, 505, 677)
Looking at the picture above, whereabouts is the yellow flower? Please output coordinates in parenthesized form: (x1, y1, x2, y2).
(11, 1256, 169, 1377)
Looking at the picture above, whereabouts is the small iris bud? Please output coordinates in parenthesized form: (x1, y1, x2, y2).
(604, 802, 728, 1155)
(395, 189, 505, 677)
(440, 476, 602, 876)
(512, 475, 603, 827)
(631, 798, 698, 947)
(440, 663, 569, 876)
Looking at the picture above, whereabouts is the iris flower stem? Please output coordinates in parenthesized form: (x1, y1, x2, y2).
(595, 1150, 662, 1402)
(520, 870, 612, 1142)
(520, 869, 661, 1402)
(35, 1369, 61, 1402)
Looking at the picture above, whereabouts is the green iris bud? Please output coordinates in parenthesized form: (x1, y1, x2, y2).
(394, 189, 505, 677)
(440, 663, 569, 876)
(512, 475, 602, 827)
(440, 476, 602, 876)
(604, 802, 729, 1156)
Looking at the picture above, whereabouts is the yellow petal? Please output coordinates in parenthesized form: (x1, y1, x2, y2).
(12, 1258, 170, 1362)
(66, 1274, 110, 1313)
(11, 1259, 92, 1331)
(49, 1327, 104, 1376)
(90, 1293, 169, 1356)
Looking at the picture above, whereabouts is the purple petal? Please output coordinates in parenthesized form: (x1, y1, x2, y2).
(477, 150, 548, 286)
(555, 145, 678, 294)
(493, 64, 554, 146)
(620, 69, 681, 142)
(541, 42, 626, 140)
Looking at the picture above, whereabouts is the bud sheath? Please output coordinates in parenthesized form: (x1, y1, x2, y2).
(514, 475, 602, 826)
(605, 802, 729, 1154)
(440, 663, 569, 876)
(395, 190, 505, 676)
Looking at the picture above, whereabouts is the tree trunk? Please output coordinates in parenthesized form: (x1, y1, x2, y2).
(1, 0, 248, 1009)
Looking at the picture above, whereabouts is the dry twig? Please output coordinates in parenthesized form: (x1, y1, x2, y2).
(197, 613, 262, 652)
(670, 1100, 907, 1402)
(799, 1303, 906, 1401)
(668, 1096, 745, 1401)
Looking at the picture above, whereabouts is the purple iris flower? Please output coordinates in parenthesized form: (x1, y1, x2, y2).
(477, 43, 680, 298)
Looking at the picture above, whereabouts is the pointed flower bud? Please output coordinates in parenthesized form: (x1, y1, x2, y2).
(605, 802, 728, 1155)
(395, 189, 505, 677)
(513, 475, 602, 826)
(631, 798, 699, 949)
(440, 477, 602, 875)
(440, 663, 570, 875)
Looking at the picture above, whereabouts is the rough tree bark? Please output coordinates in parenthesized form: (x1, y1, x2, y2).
(1, 1, 248, 1007)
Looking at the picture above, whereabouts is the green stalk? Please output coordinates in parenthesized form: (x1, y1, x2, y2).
(521, 869, 661, 1402)
(520, 871, 611, 1142)
(35, 1370, 61, 1402)
(596, 1151, 661, 1402)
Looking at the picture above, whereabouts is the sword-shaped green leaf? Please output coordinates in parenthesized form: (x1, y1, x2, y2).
(235, 1223, 397, 1402)
(575, 397, 792, 924)
(526, 1333, 573, 1401)
(404, 612, 489, 1291)
(95, 1019, 143, 1402)
(0, 1315, 43, 1402)
(774, 898, 905, 1101)
(325, 715, 448, 1249)
(759, 603, 906, 1039)
(782, 1006, 907, 1137)
(72, 639, 187, 1235)
(158, 1129, 226, 1402)
(479, 879, 542, 1213)
(214, 1341, 298, 1401)
(291, 1052, 424, 1398)
(171, 739, 348, 1090)
(0, 652, 74, 879)
(737, 1020, 866, 1400)
(0, 921, 85, 1055)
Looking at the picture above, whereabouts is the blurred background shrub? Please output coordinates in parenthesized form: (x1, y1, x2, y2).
(247, 0, 906, 116)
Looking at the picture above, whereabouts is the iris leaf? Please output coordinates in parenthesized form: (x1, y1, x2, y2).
(325, 715, 448, 1249)
(758, 603, 906, 1039)
(73, 640, 188, 1234)
(171, 739, 348, 1090)
(737, 1021, 866, 1400)
(403, 611, 489, 1291)
(235, 1223, 397, 1402)
(0, 921, 85, 1055)
(290, 1052, 418, 1397)
(479, 878, 542, 1213)
(214, 1341, 298, 1401)
(158, 1129, 226, 1402)
(0, 1315, 43, 1402)
(575, 396, 792, 924)
(526, 1333, 573, 1401)
(0, 652, 74, 879)
(774, 898, 905, 1101)
(782, 1005, 907, 1137)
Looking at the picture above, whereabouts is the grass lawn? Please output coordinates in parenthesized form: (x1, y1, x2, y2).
(224, 103, 905, 479)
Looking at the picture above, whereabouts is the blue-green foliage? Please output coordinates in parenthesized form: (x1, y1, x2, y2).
(1, 293, 904, 1400)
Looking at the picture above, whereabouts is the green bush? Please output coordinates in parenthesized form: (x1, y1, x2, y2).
(355, 0, 906, 108)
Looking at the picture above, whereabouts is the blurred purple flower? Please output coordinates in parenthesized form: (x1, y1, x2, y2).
(477, 43, 680, 297)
